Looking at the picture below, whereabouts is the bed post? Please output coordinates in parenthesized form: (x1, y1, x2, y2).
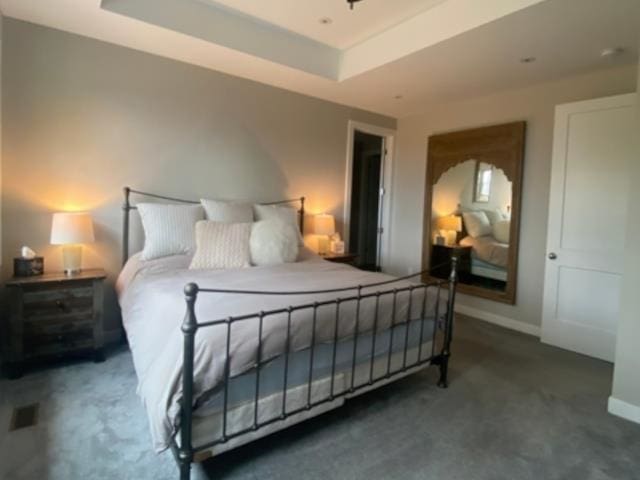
(122, 186, 131, 266)
(179, 283, 199, 480)
(438, 257, 458, 388)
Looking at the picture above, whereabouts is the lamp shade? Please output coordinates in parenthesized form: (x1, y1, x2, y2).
(314, 214, 335, 236)
(437, 215, 462, 232)
(50, 212, 95, 245)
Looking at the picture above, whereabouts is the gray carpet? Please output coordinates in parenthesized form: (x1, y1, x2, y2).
(1, 316, 639, 480)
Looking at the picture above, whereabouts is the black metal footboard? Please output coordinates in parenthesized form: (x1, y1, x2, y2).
(172, 261, 459, 480)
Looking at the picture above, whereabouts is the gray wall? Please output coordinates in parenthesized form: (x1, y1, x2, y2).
(1, 19, 395, 335)
(388, 65, 638, 331)
(610, 60, 640, 418)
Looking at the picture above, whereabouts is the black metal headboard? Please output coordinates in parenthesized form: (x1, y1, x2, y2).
(122, 187, 305, 266)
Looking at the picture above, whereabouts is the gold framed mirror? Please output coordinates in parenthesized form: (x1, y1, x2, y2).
(422, 121, 525, 304)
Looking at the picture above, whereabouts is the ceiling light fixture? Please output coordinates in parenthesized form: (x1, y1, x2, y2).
(347, 0, 364, 10)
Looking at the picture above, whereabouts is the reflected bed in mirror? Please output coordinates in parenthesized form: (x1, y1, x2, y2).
(422, 122, 525, 304)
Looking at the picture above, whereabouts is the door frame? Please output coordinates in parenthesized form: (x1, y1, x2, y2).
(344, 120, 396, 271)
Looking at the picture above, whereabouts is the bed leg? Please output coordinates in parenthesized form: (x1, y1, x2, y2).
(437, 257, 457, 389)
(178, 453, 192, 480)
(437, 354, 449, 389)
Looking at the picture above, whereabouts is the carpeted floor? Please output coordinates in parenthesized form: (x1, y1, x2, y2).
(1, 316, 639, 480)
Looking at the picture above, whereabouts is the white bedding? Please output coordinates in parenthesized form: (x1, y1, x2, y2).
(117, 248, 437, 452)
(459, 235, 509, 268)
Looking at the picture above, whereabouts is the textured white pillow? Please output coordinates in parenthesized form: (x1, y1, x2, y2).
(250, 219, 299, 267)
(253, 204, 303, 245)
(200, 198, 253, 223)
(493, 220, 511, 244)
(137, 203, 204, 260)
(462, 210, 492, 238)
(189, 221, 251, 270)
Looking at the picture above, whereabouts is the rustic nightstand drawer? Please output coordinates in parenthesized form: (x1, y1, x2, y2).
(24, 318, 94, 336)
(26, 329, 94, 357)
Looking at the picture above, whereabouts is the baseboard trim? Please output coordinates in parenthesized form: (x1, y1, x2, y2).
(608, 396, 640, 424)
(455, 305, 541, 337)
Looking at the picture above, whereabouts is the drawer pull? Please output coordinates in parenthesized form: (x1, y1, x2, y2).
(55, 300, 70, 313)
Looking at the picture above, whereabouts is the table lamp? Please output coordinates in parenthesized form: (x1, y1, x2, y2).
(314, 214, 335, 255)
(50, 212, 95, 275)
(437, 215, 462, 246)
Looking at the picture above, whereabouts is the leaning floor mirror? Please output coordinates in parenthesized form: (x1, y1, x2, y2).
(422, 121, 525, 304)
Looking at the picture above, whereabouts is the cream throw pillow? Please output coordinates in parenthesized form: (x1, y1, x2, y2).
(253, 204, 303, 245)
(200, 198, 253, 223)
(189, 221, 252, 270)
(137, 203, 204, 260)
(462, 210, 492, 238)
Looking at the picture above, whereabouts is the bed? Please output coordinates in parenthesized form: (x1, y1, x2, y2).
(118, 187, 459, 480)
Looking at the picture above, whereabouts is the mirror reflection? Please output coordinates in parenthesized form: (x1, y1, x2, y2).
(430, 159, 512, 292)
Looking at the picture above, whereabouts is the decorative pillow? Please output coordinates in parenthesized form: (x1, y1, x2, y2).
(253, 204, 303, 245)
(200, 198, 253, 223)
(493, 220, 511, 244)
(250, 219, 299, 267)
(462, 210, 492, 238)
(189, 221, 251, 270)
(483, 208, 507, 225)
(137, 203, 204, 260)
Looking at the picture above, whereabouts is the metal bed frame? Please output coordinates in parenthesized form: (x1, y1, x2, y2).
(122, 187, 458, 480)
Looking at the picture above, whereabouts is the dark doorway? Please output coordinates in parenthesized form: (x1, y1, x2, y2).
(349, 130, 384, 271)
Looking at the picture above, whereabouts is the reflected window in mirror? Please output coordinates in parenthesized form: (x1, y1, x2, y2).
(473, 161, 493, 203)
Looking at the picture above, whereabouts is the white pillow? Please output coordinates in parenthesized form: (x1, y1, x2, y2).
(200, 198, 253, 223)
(137, 203, 204, 260)
(250, 219, 299, 267)
(253, 204, 303, 245)
(462, 210, 492, 238)
(189, 221, 251, 270)
(483, 208, 507, 225)
(493, 220, 511, 244)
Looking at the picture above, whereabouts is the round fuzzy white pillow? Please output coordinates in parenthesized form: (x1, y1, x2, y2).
(492, 220, 511, 244)
(250, 219, 299, 266)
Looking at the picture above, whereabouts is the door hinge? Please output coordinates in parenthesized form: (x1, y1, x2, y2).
(377, 227, 384, 234)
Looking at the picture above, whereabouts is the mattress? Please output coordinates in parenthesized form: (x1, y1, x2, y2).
(117, 248, 443, 452)
(471, 258, 507, 281)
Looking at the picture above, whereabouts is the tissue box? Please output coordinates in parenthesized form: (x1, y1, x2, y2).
(13, 257, 44, 277)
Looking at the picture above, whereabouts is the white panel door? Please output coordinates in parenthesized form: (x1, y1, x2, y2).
(541, 94, 636, 362)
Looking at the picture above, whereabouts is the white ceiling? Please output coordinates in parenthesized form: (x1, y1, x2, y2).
(1, 0, 638, 118)
(208, 0, 446, 49)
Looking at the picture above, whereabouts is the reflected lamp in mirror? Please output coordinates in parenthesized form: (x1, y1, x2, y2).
(314, 214, 335, 255)
(437, 215, 462, 246)
(50, 212, 95, 275)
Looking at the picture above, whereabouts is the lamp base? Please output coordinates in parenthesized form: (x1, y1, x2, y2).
(62, 245, 83, 275)
(318, 236, 330, 255)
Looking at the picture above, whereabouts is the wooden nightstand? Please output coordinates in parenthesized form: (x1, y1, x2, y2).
(5, 269, 106, 378)
(430, 245, 472, 283)
(321, 252, 358, 265)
